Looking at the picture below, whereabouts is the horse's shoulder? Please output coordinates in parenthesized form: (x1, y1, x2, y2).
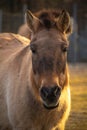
(0, 33, 30, 47)
(0, 33, 30, 63)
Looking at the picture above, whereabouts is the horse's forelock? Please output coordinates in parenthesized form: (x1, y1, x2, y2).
(35, 9, 62, 29)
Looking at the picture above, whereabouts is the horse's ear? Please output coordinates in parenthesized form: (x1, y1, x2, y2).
(57, 10, 72, 35)
(26, 10, 41, 32)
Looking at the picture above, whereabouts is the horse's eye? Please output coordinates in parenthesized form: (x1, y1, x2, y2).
(30, 44, 37, 54)
(62, 46, 68, 52)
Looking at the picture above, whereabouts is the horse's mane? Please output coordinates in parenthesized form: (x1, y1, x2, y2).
(35, 9, 62, 29)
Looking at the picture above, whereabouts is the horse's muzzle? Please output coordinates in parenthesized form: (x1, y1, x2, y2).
(40, 85, 61, 109)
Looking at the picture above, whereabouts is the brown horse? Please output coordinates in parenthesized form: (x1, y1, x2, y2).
(0, 9, 71, 130)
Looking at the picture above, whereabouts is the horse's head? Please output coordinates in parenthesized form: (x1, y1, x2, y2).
(26, 9, 71, 109)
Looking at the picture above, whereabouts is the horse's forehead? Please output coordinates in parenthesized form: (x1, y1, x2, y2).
(37, 37, 63, 51)
(31, 29, 67, 55)
(35, 29, 67, 45)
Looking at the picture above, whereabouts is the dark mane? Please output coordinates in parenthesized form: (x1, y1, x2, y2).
(35, 9, 62, 29)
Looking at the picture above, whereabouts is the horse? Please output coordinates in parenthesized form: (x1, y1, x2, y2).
(0, 9, 71, 130)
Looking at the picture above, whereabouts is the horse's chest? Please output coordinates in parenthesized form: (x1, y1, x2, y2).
(30, 110, 59, 130)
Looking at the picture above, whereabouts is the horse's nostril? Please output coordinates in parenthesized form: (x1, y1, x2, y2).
(40, 87, 48, 99)
(53, 86, 61, 97)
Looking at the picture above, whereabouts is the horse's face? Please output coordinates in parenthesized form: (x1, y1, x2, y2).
(30, 30, 69, 109)
(26, 9, 71, 109)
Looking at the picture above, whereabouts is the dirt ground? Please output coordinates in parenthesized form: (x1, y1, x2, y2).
(66, 63, 87, 130)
